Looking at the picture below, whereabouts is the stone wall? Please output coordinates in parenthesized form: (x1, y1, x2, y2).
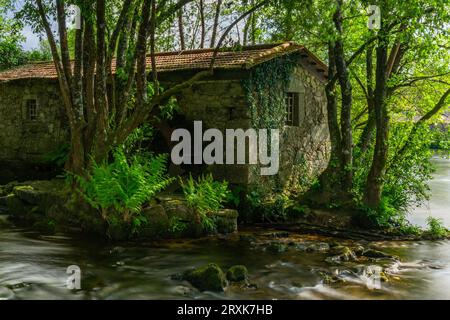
(0, 56, 329, 191)
(176, 79, 252, 184)
(248, 64, 330, 194)
(174, 60, 330, 191)
(0, 79, 68, 182)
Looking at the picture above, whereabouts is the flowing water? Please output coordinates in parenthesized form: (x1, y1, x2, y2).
(0, 159, 449, 300)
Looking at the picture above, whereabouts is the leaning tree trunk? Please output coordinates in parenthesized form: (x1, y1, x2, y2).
(210, 0, 222, 47)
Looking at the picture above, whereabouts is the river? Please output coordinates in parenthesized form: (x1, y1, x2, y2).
(0, 158, 449, 300)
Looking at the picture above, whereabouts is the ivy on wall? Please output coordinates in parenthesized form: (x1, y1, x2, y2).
(241, 54, 300, 220)
(242, 54, 298, 130)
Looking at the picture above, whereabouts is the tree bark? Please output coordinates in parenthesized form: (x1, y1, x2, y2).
(357, 45, 375, 153)
(210, 0, 222, 47)
(33, 0, 269, 177)
(199, 0, 205, 48)
(365, 28, 389, 208)
(178, 8, 186, 50)
(333, 0, 353, 192)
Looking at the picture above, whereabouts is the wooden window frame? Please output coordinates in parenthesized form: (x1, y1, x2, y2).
(285, 92, 300, 126)
(26, 99, 38, 121)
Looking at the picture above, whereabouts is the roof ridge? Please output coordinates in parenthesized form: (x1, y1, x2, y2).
(149, 41, 294, 57)
(0, 42, 329, 82)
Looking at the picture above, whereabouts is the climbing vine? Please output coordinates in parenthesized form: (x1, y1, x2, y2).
(241, 54, 300, 221)
(242, 54, 298, 129)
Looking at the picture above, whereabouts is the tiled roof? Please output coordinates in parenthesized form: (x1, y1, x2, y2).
(0, 42, 328, 82)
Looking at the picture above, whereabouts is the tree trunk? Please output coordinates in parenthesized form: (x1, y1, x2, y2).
(333, 0, 353, 193)
(199, 0, 205, 48)
(318, 42, 342, 198)
(357, 45, 375, 153)
(365, 30, 389, 208)
(178, 8, 186, 50)
(210, 0, 222, 47)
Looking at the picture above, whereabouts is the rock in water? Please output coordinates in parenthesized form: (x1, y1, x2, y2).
(0, 286, 14, 300)
(362, 249, 393, 259)
(267, 242, 288, 253)
(327, 246, 356, 262)
(226, 265, 249, 282)
(183, 263, 227, 292)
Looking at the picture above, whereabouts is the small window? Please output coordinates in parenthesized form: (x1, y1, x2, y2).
(285, 92, 299, 126)
(26, 99, 38, 121)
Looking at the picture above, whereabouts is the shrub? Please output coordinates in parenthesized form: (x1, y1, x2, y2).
(180, 174, 230, 232)
(75, 148, 174, 226)
(354, 123, 435, 227)
(43, 143, 70, 167)
(426, 217, 448, 238)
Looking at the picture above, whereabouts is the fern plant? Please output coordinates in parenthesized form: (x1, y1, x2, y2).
(76, 148, 174, 224)
(180, 174, 231, 232)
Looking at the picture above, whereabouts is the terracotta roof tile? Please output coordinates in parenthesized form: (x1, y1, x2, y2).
(0, 42, 327, 82)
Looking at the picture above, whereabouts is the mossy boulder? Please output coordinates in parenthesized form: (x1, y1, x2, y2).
(267, 242, 288, 253)
(139, 205, 170, 238)
(4, 193, 40, 223)
(306, 242, 330, 252)
(327, 246, 356, 262)
(161, 198, 195, 221)
(160, 198, 204, 237)
(3, 180, 67, 220)
(319, 271, 345, 285)
(213, 209, 238, 234)
(183, 263, 227, 292)
(239, 234, 257, 244)
(226, 265, 248, 283)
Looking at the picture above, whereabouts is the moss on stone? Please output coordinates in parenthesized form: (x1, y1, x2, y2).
(183, 263, 227, 292)
(226, 265, 248, 282)
(267, 241, 288, 253)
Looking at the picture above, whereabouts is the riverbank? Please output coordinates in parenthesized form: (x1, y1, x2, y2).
(0, 178, 239, 240)
(0, 177, 448, 242)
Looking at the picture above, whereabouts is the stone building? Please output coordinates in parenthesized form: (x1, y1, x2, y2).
(0, 42, 330, 191)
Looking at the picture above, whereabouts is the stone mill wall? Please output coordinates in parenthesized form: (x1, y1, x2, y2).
(0, 79, 68, 182)
(247, 65, 330, 194)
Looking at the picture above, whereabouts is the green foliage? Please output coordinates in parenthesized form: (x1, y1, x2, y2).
(240, 186, 292, 222)
(430, 126, 450, 157)
(75, 148, 174, 226)
(0, 3, 25, 70)
(180, 174, 231, 232)
(123, 123, 154, 156)
(265, 193, 289, 221)
(399, 223, 422, 236)
(362, 196, 402, 228)
(242, 55, 297, 130)
(384, 124, 434, 210)
(226, 185, 245, 208)
(426, 217, 448, 238)
(168, 216, 189, 235)
(43, 143, 70, 167)
(354, 123, 435, 227)
(1, 2, 52, 70)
